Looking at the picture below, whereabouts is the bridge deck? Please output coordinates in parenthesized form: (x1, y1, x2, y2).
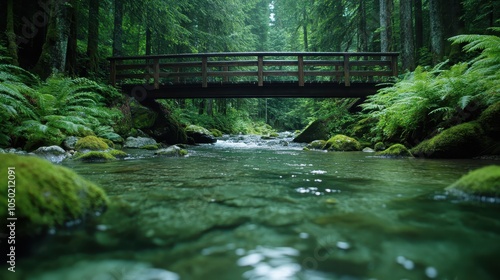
(109, 52, 399, 99)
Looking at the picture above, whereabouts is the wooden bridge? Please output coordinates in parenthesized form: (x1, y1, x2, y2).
(108, 52, 399, 99)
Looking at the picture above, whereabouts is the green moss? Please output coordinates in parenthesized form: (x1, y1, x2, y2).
(141, 144, 160, 150)
(374, 142, 386, 151)
(411, 122, 489, 158)
(210, 129, 223, 137)
(293, 119, 329, 143)
(75, 136, 109, 151)
(446, 165, 500, 197)
(0, 154, 108, 238)
(179, 149, 189, 156)
(102, 138, 115, 149)
(75, 151, 116, 161)
(376, 144, 413, 157)
(186, 125, 213, 136)
(478, 102, 500, 139)
(109, 149, 128, 158)
(306, 140, 327, 150)
(323, 135, 361, 151)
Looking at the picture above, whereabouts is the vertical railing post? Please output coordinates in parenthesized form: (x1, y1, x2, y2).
(110, 59, 117, 86)
(298, 55, 305, 86)
(202, 56, 208, 88)
(344, 54, 351, 86)
(154, 58, 160, 89)
(224, 66, 229, 83)
(391, 54, 398, 77)
(258, 55, 264, 86)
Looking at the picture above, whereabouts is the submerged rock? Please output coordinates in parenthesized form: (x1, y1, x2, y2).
(33, 260, 179, 280)
(186, 125, 217, 144)
(124, 136, 158, 148)
(323, 135, 361, 151)
(411, 122, 492, 158)
(376, 144, 413, 157)
(293, 119, 330, 143)
(75, 136, 109, 151)
(0, 154, 108, 239)
(446, 165, 500, 197)
(155, 145, 188, 157)
(33, 145, 67, 163)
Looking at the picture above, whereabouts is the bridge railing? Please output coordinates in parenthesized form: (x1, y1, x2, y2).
(108, 52, 399, 89)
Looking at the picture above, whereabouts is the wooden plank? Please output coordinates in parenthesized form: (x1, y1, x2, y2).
(350, 71, 393, 76)
(262, 60, 297, 66)
(202, 56, 208, 88)
(263, 71, 300, 77)
(116, 74, 149, 79)
(304, 71, 344, 76)
(298, 55, 305, 86)
(391, 56, 398, 76)
(208, 61, 256, 67)
(258, 56, 263, 86)
(154, 58, 160, 90)
(344, 54, 350, 86)
(159, 72, 201, 78)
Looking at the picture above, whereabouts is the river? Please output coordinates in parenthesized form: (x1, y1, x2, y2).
(6, 134, 500, 280)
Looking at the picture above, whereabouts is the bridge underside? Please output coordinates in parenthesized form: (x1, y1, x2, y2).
(121, 82, 384, 99)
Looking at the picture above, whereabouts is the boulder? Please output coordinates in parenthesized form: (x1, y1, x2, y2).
(478, 102, 500, 140)
(33, 145, 67, 163)
(362, 147, 375, 153)
(306, 140, 327, 150)
(124, 137, 158, 148)
(293, 119, 330, 143)
(374, 142, 386, 151)
(323, 135, 361, 151)
(63, 136, 79, 150)
(376, 144, 413, 157)
(75, 136, 109, 151)
(0, 154, 108, 239)
(446, 165, 500, 197)
(185, 125, 217, 144)
(155, 145, 188, 157)
(411, 122, 491, 158)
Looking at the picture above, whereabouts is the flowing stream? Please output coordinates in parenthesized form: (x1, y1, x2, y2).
(6, 134, 500, 280)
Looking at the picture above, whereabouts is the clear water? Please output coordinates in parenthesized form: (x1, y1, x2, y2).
(4, 135, 500, 280)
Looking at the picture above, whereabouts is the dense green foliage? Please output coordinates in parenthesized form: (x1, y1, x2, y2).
(0, 55, 124, 149)
(361, 31, 500, 144)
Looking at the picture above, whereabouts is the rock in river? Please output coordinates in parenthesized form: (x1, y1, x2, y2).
(124, 136, 158, 148)
(185, 125, 217, 144)
(33, 145, 67, 163)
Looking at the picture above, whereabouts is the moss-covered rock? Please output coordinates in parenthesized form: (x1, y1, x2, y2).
(210, 129, 223, 138)
(75, 136, 109, 151)
(323, 135, 361, 151)
(109, 149, 128, 158)
(446, 165, 500, 197)
(124, 136, 157, 149)
(306, 140, 327, 150)
(155, 145, 188, 157)
(374, 142, 386, 151)
(186, 125, 217, 144)
(141, 144, 160, 150)
(75, 151, 116, 162)
(0, 154, 108, 238)
(293, 119, 330, 143)
(411, 122, 490, 158)
(376, 144, 413, 157)
(478, 102, 500, 140)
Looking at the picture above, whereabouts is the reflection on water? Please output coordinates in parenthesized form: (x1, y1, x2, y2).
(4, 134, 500, 280)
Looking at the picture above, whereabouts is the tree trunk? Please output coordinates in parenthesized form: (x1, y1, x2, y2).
(429, 0, 444, 64)
(6, 0, 19, 65)
(379, 0, 393, 53)
(414, 0, 424, 51)
(113, 0, 123, 57)
(302, 8, 309, 51)
(358, 0, 368, 51)
(66, 0, 77, 75)
(87, 0, 100, 74)
(400, 0, 415, 71)
(34, 0, 72, 78)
